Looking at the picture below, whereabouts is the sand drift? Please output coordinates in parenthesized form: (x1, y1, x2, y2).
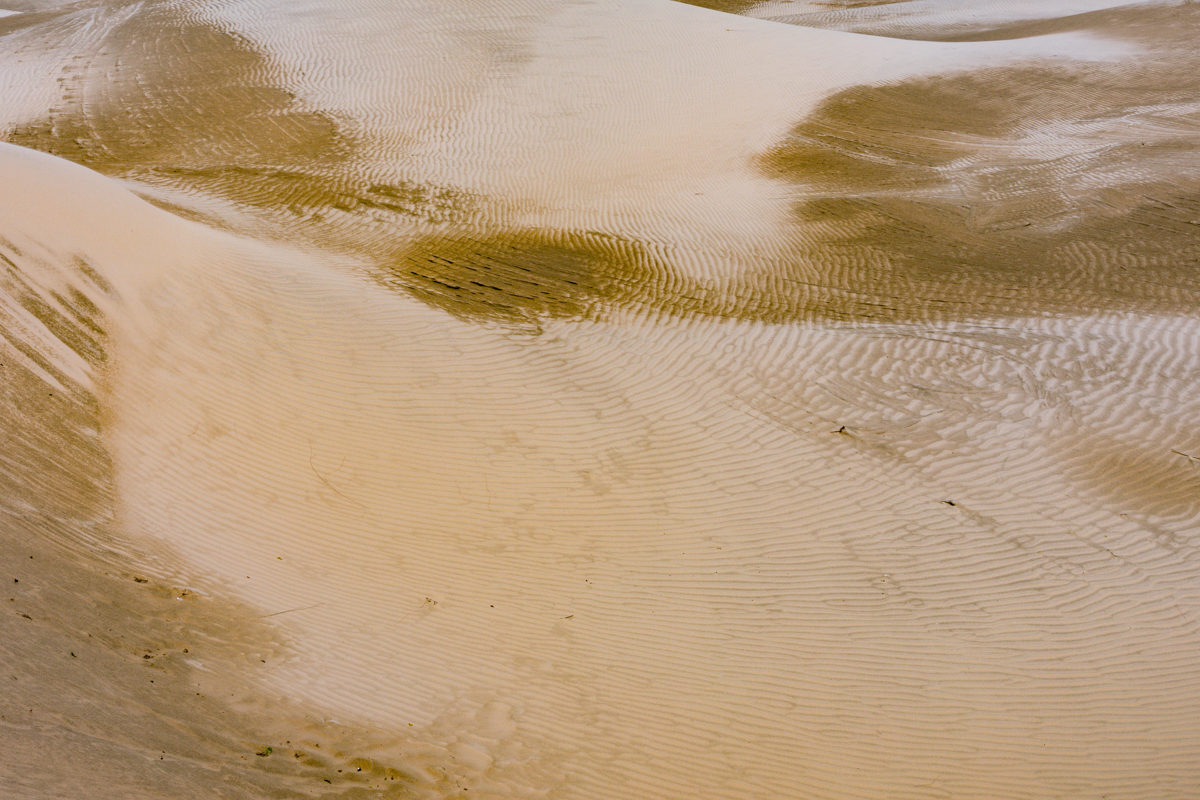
(3, 1, 1200, 798)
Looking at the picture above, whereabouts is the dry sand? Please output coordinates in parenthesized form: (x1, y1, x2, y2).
(3, 1, 1200, 798)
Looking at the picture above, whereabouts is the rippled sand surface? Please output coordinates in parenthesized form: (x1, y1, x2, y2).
(3, 1, 1200, 798)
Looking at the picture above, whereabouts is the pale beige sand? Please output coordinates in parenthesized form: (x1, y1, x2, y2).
(742, 0, 1156, 37)
(3, 2, 1200, 799)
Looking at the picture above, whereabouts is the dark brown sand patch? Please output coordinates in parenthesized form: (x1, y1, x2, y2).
(3, 3, 351, 210)
(669, 1, 769, 14)
(380, 228, 666, 327)
(139, 166, 478, 227)
(748, 59, 1200, 323)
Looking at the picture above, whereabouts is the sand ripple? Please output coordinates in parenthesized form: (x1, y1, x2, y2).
(3, 2, 1200, 798)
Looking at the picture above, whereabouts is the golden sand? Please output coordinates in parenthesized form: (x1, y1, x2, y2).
(3, 2, 1200, 798)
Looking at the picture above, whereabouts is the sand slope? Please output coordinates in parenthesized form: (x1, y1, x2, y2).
(3, 2, 1200, 798)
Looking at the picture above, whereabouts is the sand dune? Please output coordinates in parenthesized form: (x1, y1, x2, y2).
(3, 2, 1200, 798)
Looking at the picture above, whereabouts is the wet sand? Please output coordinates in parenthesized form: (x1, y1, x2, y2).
(3, 2, 1200, 798)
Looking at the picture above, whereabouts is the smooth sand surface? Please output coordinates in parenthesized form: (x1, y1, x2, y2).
(3, 2, 1200, 798)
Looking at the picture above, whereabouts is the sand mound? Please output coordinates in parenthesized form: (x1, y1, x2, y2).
(3, 2, 1200, 798)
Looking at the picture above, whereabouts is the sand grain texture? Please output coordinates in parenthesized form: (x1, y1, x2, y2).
(2, 1, 1200, 798)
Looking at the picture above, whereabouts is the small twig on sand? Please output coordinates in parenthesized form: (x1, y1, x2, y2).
(258, 602, 324, 619)
(399, 597, 438, 624)
(309, 442, 349, 499)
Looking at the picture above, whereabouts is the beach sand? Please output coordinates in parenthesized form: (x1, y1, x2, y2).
(3, 1, 1200, 798)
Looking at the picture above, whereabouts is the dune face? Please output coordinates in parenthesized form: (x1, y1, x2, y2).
(3, 2, 1200, 798)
